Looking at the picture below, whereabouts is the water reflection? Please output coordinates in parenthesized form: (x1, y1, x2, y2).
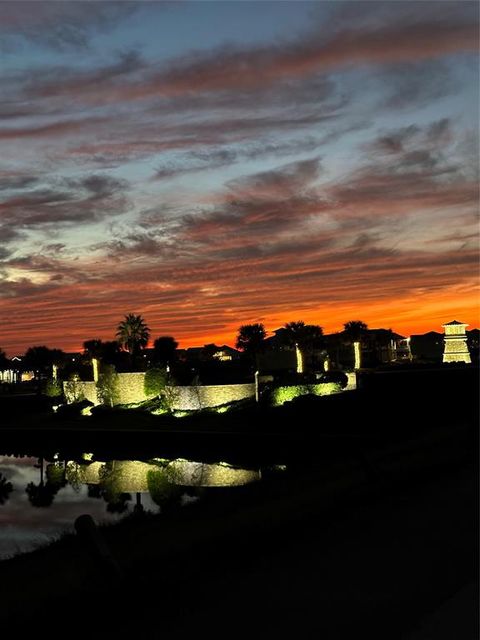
(0, 453, 262, 560)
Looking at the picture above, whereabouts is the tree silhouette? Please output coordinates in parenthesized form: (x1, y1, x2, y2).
(104, 491, 131, 514)
(282, 321, 323, 373)
(152, 336, 178, 367)
(0, 348, 9, 372)
(0, 473, 13, 505)
(116, 314, 150, 359)
(235, 323, 266, 369)
(25, 481, 57, 508)
(23, 346, 66, 379)
(83, 339, 121, 365)
(116, 314, 150, 371)
(343, 320, 368, 369)
(26, 457, 59, 507)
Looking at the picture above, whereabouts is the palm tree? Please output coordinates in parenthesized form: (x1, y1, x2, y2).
(83, 339, 122, 379)
(116, 314, 150, 358)
(343, 320, 368, 370)
(283, 321, 323, 373)
(235, 323, 266, 369)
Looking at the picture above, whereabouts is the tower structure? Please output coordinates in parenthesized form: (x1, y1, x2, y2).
(442, 320, 471, 363)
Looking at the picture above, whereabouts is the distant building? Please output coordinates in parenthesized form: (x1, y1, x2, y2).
(324, 329, 406, 369)
(442, 320, 471, 364)
(177, 344, 240, 363)
(0, 356, 35, 383)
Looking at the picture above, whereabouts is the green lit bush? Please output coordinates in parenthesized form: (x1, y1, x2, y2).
(147, 468, 181, 507)
(144, 367, 168, 397)
(44, 378, 63, 398)
(96, 364, 119, 407)
(271, 382, 341, 406)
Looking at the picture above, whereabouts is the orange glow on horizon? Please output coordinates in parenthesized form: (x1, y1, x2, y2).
(2, 289, 478, 357)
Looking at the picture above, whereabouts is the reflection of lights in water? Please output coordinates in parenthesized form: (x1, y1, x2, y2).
(66, 458, 261, 490)
(166, 460, 260, 487)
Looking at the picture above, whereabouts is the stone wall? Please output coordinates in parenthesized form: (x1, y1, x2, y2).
(170, 383, 255, 411)
(63, 380, 98, 405)
(64, 374, 255, 409)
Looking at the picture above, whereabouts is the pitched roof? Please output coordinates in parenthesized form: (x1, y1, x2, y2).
(442, 320, 468, 326)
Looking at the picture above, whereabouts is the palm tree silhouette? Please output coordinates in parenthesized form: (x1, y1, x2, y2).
(283, 321, 323, 373)
(116, 314, 150, 365)
(235, 323, 266, 369)
(343, 320, 368, 370)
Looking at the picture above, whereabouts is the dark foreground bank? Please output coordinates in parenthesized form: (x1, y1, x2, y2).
(1, 413, 478, 637)
(1, 366, 478, 635)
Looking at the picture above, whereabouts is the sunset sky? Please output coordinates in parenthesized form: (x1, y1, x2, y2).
(0, 0, 478, 356)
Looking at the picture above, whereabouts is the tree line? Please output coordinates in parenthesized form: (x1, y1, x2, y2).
(0, 314, 370, 377)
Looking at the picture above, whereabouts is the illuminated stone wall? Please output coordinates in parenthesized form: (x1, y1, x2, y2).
(346, 372, 357, 390)
(63, 381, 98, 404)
(64, 376, 255, 409)
(170, 383, 255, 410)
(115, 372, 150, 404)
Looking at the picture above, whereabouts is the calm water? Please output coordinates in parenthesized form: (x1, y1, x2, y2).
(0, 453, 262, 560)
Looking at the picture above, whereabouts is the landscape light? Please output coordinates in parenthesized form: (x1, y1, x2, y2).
(354, 341, 361, 370)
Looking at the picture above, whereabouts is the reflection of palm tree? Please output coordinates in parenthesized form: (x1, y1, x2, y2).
(0, 473, 13, 505)
(133, 492, 144, 515)
(26, 457, 59, 508)
(104, 491, 131, 514)
(87, 484, 103, 499)
(26, 482, 57, 508)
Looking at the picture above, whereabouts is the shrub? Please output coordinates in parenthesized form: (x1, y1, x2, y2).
(317, 371, 349, 389)
(44, 378, 63, 398)
(56, 398, 93, 418)
(64, 374, 85, 403)
(271, 382, 341, 406)
(144, 367, 168, 397)
(96, 364, 119, 407)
